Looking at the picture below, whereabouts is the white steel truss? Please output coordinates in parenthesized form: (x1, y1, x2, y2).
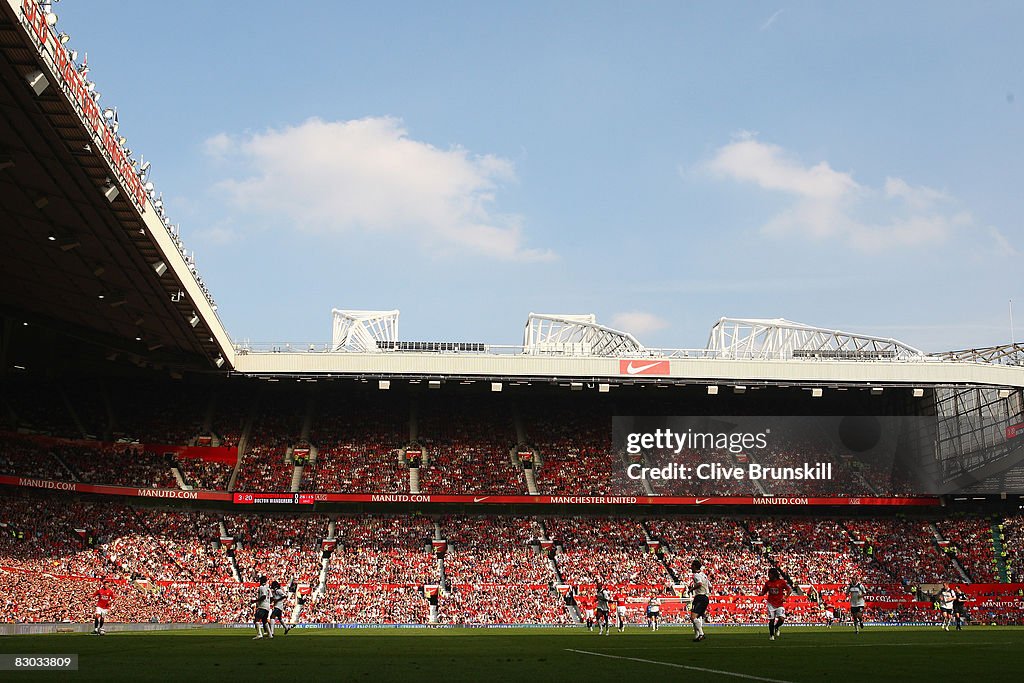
(331, 309, 399, 352)
(935, 343, 1024, 366)
(706, 317, 926, 360)
(523, 313, 645, 356)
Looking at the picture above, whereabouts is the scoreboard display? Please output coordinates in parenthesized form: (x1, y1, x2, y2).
(232, 493, 316, 505)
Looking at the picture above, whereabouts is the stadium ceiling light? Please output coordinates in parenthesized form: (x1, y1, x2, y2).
(810, 387, 824, 398)
(26, 70, 49, 96)
(912, 388, 925, 398)
(491, 382, 503, 392)
(378, 380, 391, 390)
(92, 263, 105, 277)
(103, 182, 119, 203)
(598, 383, 610, 393)
(733, 385, 747, 394)
(134, 336, 142, 341)
(188, 313, 200, 328)
(707, 385, 719, 395)
(215, 356, 225, 368)
(97, 292, 105, 300)
(428, 380, 442, 389)
(570, 382, 583, 391)
(998, 389, 1012, 399)
(57, 32, 70, 45)
(870, 387, 884, 395)
(46, 231, 57, 242)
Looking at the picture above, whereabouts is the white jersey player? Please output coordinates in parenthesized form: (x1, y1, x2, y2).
(688, 559, 711, 642)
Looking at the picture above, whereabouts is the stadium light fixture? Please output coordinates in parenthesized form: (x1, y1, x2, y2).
(733, 385, 747, 394)
(999, 389, 1012, 399)
(912, 388, 925, 398)
(810, 387, 823, 398)
(188, 313, 200, 328)
(46, 231, 57, 242)
(214, 356, 225, 368)
(428, 380, 442, 389)
(103, 182, 119, 203)
(597, 383, 610, 393)
(152, 261, 167, 276)
(378, 380, 391, 390)
(26, 70, 49, 96)
(707, 385, 719, 395)
(491, 382, 503, 392)
(57, 32, 70, 45)
(870, 387, 884, 396)
(570, 382, 583, 391)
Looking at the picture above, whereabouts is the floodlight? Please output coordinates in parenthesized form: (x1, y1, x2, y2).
(707, 385, 718, 395)
(491, 382, 502, 392)
(25, 70, 48, 95)
(379, 380, 391, 390)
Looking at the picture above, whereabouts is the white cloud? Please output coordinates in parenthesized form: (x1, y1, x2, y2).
(704, 134, 975, 251)
(205, 117, 554, 262)
(611, 311, 670, 337)
(760, 9, 785, 32)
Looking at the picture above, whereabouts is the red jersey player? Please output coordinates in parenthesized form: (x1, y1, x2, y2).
(92, 578, 114, 635)
(760, 568, 790, 641)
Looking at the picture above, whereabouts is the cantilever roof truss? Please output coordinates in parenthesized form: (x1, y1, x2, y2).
(706, 317, 926, 360)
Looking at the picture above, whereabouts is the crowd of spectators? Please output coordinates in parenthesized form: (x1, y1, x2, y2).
(936, 517, 998, 583)
(545, 517, 666, 587)
(441, 515, 552, 584)
(1, 487, 1020, 625)
(304, 586, 428, 624)
(524, 408, 644, 496)
(176, 458, 234, 490)
(440, 586, 570, 624)
(304, 394, 408, 492)
(844, 519, 958, 585)
(233, 392, 306, 491)
(226, 515, 327, 584)
(326, 515, 436, 585)
(55, 443, 178, 489)
(0, 434, 74, 480)
(417, 398, 522, 494)
(746, 518, 889, 588)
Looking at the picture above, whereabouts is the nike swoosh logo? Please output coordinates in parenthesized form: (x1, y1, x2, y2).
(473, 496, 490, 503)
(695, 498, 710, 504)
(626, 361, 662, 374)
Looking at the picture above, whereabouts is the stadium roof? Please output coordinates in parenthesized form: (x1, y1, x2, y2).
(3, 1, 1024, 391)
(0, 1, 233, 372)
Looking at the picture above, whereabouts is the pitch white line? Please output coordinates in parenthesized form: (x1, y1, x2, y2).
(614, 641, 1012, 651)
(565, 648, 797, 683)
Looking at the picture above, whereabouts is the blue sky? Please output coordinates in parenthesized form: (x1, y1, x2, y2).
(54, 1, 1023, 351)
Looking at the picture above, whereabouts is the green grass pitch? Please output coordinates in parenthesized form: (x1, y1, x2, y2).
(3, 626, 1023, 682)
